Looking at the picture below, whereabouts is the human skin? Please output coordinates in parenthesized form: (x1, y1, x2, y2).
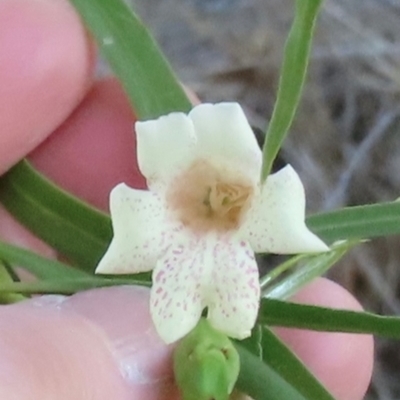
(0, 0, 373, 399)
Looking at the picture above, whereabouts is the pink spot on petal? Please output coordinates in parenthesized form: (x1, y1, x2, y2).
(155, 270, 165, 282)
(172, 245, 184, 255)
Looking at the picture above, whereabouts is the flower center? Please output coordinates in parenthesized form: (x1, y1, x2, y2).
(167, 160, 254, 233)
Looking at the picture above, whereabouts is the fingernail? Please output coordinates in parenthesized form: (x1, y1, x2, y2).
(62, 286, 177, 388)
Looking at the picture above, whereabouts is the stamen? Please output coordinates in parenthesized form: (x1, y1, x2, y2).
(167, 160, 254, 233)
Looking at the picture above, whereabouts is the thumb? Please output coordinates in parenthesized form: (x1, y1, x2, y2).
(0, 286, 179, 400)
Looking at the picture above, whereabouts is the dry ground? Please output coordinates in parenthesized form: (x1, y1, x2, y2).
(127, 1, 400, 398)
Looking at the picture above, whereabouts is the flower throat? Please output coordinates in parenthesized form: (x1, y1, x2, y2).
(167, 160, 254, 233)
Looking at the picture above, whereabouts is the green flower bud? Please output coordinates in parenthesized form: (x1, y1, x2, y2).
(173, 318, 240, 400)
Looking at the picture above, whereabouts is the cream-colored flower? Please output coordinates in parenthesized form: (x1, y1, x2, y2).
(96, 103, 328, 344)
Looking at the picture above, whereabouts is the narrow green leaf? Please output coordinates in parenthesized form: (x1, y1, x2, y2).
(0, 276, 150, 295)
(307, 201, 400, 243)
(260, 254, 306, 288)
(261, 326, 335, 400)
(262, 240, 358, 299)
(235, 343, 306, 400)
(0, 161, 112, 272)
(69, 0, 191, 119)
(261, 0, 323, 180)
(0, 240, 88, 280)
(238, 325, 334, 400)
(259, 298, 400, 339)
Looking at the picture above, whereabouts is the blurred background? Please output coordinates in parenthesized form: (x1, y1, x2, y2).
(127, 0, 400, 398)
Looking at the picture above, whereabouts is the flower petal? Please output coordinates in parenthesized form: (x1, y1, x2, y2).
(239, 165, 329, 254)
(207, 239, 260, 340)
(189, 103, 261, 180)
(150, 237, 209, 344)
(96, 184, 168, 274)
(136, 112, 197, 188)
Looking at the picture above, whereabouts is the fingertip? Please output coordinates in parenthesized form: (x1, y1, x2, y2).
(289, 277, 365, 310)
(274, 278, 374, 400)
(0, 0, 94, 173)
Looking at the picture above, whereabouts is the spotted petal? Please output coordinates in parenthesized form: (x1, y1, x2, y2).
(136, 112, 197, 189)
(96, 184, 168, 274)
(207, 238, 260, 339)
(239, 165, 329, 254)
(150, 237, 210, 344)
(189, 103, 261, 181)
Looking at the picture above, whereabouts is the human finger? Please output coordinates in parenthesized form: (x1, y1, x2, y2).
(0, 286, 178, 400)
(274, 277, 374, 400)
(0, 279, 373, 400)
(0, 0, 94, 174)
